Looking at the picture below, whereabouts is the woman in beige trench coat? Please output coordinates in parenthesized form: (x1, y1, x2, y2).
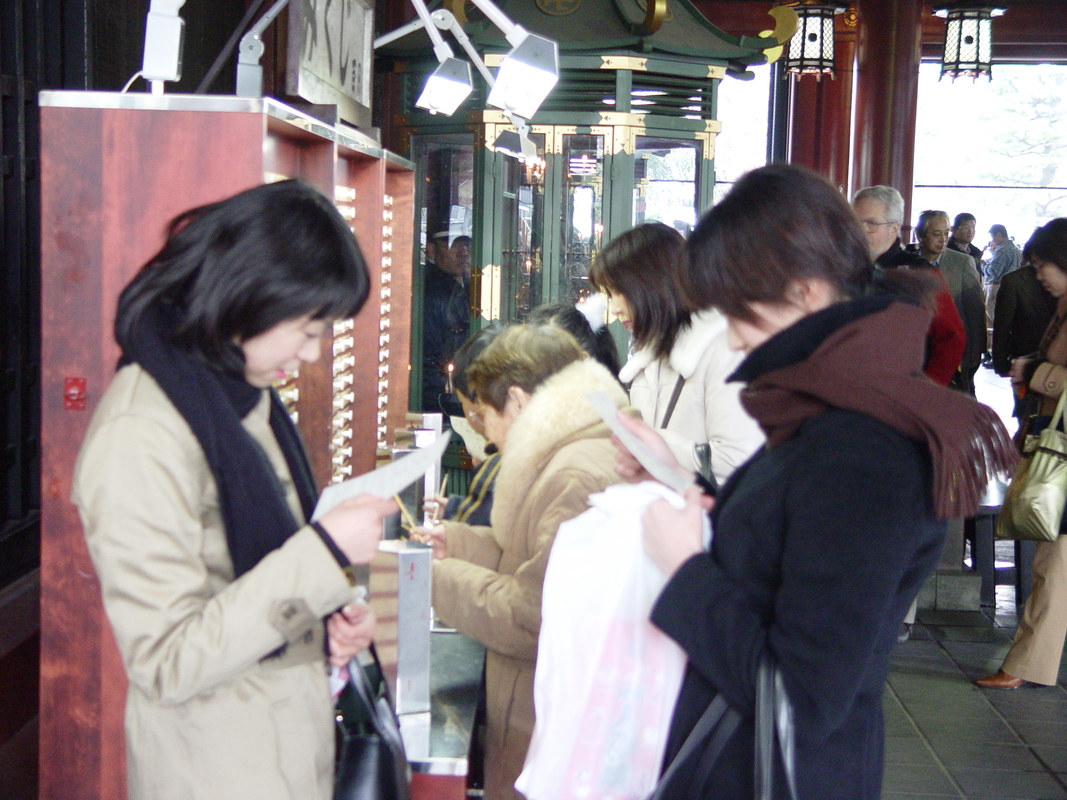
(72, 181, 396, 800)
(979, 218, 1067, 690)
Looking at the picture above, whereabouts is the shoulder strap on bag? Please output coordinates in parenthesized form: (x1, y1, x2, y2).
(659, 375, 686, 429)
(646, 694, 739, 800)
(1051, 388, 1067, 432)
(647, 653, 799, 800)
(342, 645, 411, 800)
(755, 654, 799, 800)
(347, 645, 406, 752)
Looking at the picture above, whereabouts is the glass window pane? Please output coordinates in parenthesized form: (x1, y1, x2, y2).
(713, 63, 770, 199)
(634, 137, 700, 234)
(411, 134, 474, 412)
(561, 134, 605, 303)
(914, 62, 1067, 238)
(499, 134, 546, 322)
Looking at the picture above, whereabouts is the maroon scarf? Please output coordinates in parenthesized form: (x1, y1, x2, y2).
(739, 301, 1017, 520)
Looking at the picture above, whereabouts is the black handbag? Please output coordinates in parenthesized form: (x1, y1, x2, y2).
(333, 645, 411, 800)
(647, 653, 797, 800)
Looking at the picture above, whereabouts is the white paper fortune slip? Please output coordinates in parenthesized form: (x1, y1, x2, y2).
(312, 433, 452, 521)
(585, 391, 690, 494)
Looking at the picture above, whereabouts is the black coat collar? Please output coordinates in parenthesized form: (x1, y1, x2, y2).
(730, 295, 895, 385)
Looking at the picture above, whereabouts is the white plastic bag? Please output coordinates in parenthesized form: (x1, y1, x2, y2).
(515, 482, 691, 800)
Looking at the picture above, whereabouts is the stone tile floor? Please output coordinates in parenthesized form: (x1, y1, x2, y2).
(883, 367, 1067, 797)
(883, 586, 1067, 799)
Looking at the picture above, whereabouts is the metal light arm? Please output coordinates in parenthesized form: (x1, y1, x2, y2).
(373, 16, 427, 49)
(426, 10, 530, 142)
(376, 0, 456, 63)
(429, 9, 497, 89)
(236, 0, 290, 96)
(141, 0, 187, 93)
(467, 0, 529, 47)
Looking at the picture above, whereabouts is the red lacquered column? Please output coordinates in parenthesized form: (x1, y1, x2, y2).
(788, 25, 856, 193)
(851, 0, 924, 230)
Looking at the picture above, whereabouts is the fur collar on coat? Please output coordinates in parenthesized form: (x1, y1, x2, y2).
(619, 309, 728, 383)
(491, 358, 627, 533)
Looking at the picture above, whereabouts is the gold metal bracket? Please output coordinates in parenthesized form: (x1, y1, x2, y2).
(600, 56, 648, 71)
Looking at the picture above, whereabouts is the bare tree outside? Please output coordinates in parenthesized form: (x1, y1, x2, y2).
(914, 62, 1067, 250)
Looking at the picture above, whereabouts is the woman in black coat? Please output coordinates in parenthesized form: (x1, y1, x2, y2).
(617, 165, 1016, 799)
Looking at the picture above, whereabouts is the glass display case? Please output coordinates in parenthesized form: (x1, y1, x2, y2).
(377, 0, 770, 411)
(634, 136, 702, 235)
(410, 133, 475, 412)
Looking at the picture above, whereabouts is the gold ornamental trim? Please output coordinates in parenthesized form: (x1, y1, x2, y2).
(551, 127, 580, 154)
(596, 112, 646, 127)
(442, 0, 467, 25)
(695, 130, 716, 161)
(634, 0, 667, 35)
(537, 0, 583, 15)
(480, 263, 502, 321)
(601, 56, 648, 71)
(707, 65, 727, 80)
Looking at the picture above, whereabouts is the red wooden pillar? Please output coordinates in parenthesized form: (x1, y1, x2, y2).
(851, 0, 924, 229)
(788, 25, 856, 193)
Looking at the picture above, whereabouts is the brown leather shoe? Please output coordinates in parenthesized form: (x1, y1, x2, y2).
(975, 670, 1026, 689)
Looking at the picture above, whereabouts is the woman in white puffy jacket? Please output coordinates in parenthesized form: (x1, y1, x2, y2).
(590, 222, 763, 485)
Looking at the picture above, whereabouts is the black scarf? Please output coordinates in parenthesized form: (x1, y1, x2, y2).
(732, 296, 1017, 520)
(120, 304, 318, 578)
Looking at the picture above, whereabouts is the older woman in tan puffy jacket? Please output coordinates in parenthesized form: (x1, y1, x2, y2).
(419, 324, 626, 799)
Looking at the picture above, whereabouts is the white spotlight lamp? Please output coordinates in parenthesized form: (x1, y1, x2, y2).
(486, 33, 559, 119)
(375, 0, 560, 120)
(416, 56, 474, 115)
(493, 115, 537, 160)
(141, 0, 186, 92)
(465, 0, 559, 119)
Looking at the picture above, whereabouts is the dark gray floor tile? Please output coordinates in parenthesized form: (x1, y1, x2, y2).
(1013, 720, 1067, 747)
(916, 716, 1019, 743)
(886, 735, 938, 766)
(931, 740, 1047, 771)
(988, 693, 1067, 724)
(929, 627, 1017, 644)
(886, 714, 920, 737)
(918, 610, 995, 627)
(948, 766, 1067, 798)
(1033, 746, 1067, 772)
(882, 763, 961, 795)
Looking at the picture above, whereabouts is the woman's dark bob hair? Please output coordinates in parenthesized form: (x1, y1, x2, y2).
(588, 222, 689, 361)
(1023, 218, 1067, 273)
(684, 164, 875, 322)
(115, 179, 369, 373)
(526, 302, 621, 378)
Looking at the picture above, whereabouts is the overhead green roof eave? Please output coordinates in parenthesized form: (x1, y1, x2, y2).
(377, 0, 770, 75)
(464, 0, 766, 62)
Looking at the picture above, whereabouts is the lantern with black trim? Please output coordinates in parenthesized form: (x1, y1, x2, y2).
(935, 2, 1005, 82)
(781, 3, 845, 81)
